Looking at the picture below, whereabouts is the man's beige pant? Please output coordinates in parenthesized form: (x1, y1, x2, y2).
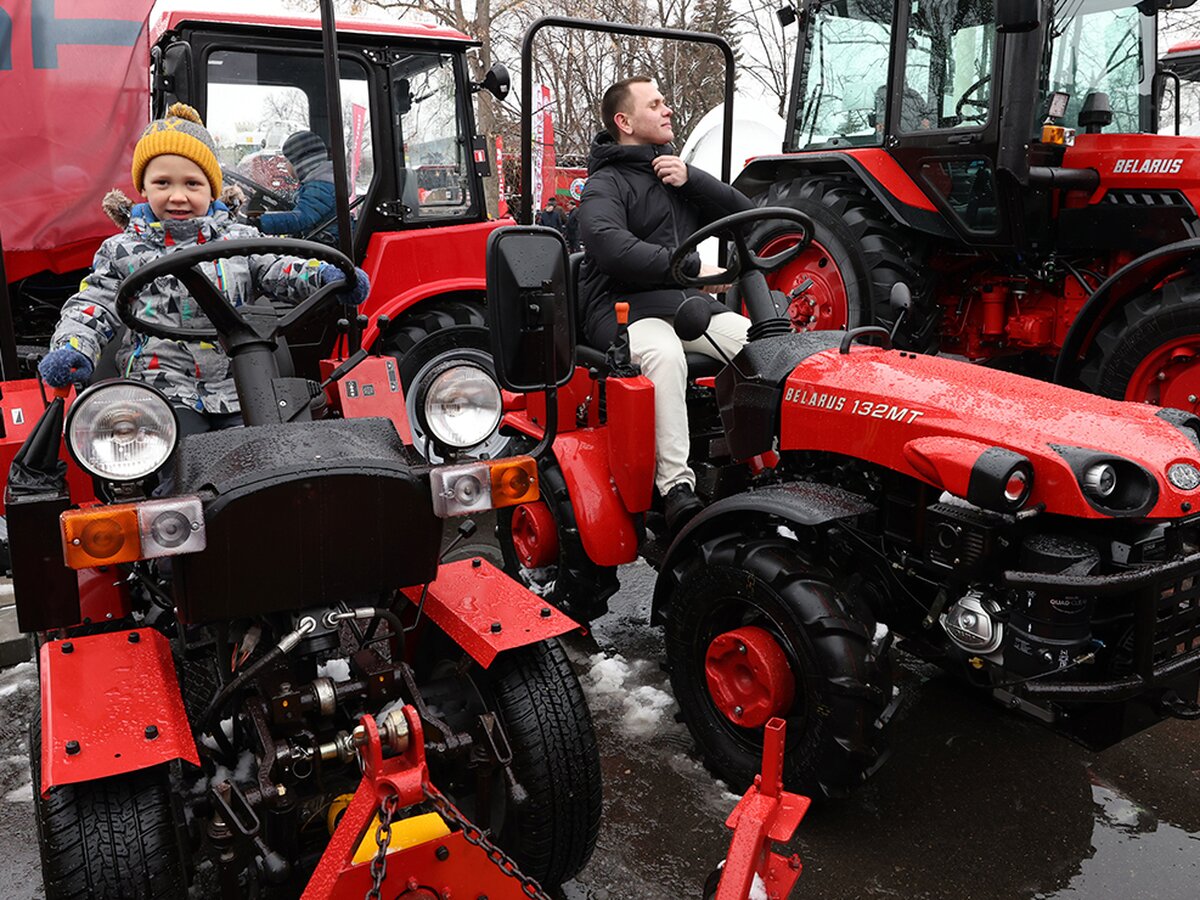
(628, 311, 750, 494)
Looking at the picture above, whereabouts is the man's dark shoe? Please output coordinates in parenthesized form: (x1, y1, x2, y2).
(664, 483, 704, 535)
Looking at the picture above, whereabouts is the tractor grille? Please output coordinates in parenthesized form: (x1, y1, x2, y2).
(1103, 189, 1193, 209)
(1153, 570, 1200, 666)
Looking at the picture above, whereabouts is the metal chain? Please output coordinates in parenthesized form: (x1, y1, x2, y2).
(421, 782, 553, 900)
(365, 792, 399, 900)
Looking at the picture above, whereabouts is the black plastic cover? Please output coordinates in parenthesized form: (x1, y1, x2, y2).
(172, 418, 442, 623)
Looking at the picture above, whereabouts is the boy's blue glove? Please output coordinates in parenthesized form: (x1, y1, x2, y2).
(317, 263, 370, 307)
(38, 347, 93, 388)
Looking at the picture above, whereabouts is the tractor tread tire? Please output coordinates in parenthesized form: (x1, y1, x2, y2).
(666, 532, 893, 797)
(753, 175, 918, 327)
(485, 639, 602, 889)
(29, 715, 186, 900)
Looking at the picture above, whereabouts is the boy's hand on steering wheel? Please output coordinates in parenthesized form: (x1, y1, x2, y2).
(653, 155, 689, 187)
(698, 262, 729, 295)
(317, 263, 371, 306)
(38, 347, 94, 388)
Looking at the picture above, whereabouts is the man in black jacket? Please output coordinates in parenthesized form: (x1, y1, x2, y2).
(578, 75, 752, 533)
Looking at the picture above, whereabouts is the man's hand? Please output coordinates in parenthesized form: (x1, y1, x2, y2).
(653, 155, 689, 187)
(698, 262, 729, 295)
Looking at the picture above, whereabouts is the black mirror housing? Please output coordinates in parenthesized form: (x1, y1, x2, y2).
(996, 0, 1040, 33)
(675, 295, 715, 342)
(479, 62, 511, 101)
(486, 226, 576, 392)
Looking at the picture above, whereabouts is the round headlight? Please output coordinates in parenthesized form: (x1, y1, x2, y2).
(66, 382, 178, 481)
(421, 364, 503, 450)
(1083, 462, 1118, 499)
(1003, 468, 1031, 505)
(1168, 463, 1200, 491)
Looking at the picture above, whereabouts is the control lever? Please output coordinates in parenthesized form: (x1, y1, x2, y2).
(606, 302, 639, 377)
(372, 315, 390, 356)
(334, 317, 349, 362)
(356, 313, 369, 353)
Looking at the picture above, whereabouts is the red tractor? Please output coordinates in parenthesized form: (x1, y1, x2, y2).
(489, 207, 1200, 798)
(1161, 37, 1200, 133)
(2, 4, 514, 461)
(736, 0, 1200, 406)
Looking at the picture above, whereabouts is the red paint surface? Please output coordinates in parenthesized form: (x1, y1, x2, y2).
(152, 9, 472, 45)
(320, 354, 412, 442)
(555, 430, 640, 566)
(0, 380, 95, 514)
(510, 500, 559, 569)
(400, 558, 577, 668)
(1063, 133, 1200, 207)
(39, 629, 198, 796)
(1124, 334, 1200, 409)
(778, 345, 1200, 518)
(705, 627, 796, 729)
(76, 567, 131, 626)
(605, 375, 656, 514)
(761, 236, 853, 332)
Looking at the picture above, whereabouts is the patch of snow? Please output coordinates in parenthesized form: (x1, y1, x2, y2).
(583, 652, 679, 740)
(5, 781, 32, 803)
(621, 684, 675, 738)
(317, 658, 351, 682)
(776, 525, 798, 541)
(749, 872, 768, 900)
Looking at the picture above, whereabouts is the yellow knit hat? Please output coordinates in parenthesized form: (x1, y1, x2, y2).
(131, 103, 223, 196)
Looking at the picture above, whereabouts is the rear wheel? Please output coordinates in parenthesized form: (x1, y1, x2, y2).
(744, 177, 917, 332)
(664, 533, 894, 797)
(381, 297, 514, 460)
(1078, 276, 1200, 410)
(29, 712, 186, 900)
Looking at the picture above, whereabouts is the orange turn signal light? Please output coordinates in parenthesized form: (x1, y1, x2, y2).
(62, 505, 141, 568)
(490, 456, 539, 507)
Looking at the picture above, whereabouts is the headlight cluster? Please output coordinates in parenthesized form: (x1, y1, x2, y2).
(1054, 446, 1157, 516)
(65, 381, 178, 481)
(419, 363, 503, 450)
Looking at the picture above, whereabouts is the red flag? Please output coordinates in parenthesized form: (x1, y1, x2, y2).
(0, 1, 154, 281)
(495, 136, 508, 218)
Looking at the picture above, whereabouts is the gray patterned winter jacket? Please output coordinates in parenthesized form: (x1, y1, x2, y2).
(50, 207, 325, 414)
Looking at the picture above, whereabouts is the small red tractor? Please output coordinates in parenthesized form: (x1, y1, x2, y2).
(2, 3, 514, 461)
(489, 207, 1200, 798)
(735, 0, 1200, 406)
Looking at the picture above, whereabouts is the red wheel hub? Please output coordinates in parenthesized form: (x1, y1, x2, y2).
(1125, 337, 1200, 410)
(510, 501, 559, 569)
(759, 234, 850, 331)
(704, 626, 796, 729)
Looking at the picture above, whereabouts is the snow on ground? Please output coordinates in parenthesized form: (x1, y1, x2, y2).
(582, 652, 677, 739)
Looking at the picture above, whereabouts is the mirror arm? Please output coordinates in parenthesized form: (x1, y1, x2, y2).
(528, 290, 560, 460)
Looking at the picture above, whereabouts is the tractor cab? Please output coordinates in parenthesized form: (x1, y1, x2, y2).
(1160, 39, 1200, 134)
(784, 0, 1176, 247)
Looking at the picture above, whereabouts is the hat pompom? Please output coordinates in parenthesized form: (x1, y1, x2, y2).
(166, 103, 204, 126)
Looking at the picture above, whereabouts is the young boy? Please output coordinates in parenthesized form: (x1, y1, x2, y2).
(256, 130, 338, 240)
(38, 104, 369, 436)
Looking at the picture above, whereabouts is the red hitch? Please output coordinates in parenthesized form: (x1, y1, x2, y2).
(715, 718, 810, 900)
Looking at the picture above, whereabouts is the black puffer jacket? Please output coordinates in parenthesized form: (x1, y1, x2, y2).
(577, 133, 752, 348)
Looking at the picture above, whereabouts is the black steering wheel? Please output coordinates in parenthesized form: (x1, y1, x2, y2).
(955, 75, 992, 124)
(669, 207, 815, 289)
(114, 237, 355, 345)
(222, 167, 293, 210)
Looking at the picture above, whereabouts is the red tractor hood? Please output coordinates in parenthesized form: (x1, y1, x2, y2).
(777, 343, 1200, 520)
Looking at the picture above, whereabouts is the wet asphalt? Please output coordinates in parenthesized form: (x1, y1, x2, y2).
(0, 558, 1198, 899)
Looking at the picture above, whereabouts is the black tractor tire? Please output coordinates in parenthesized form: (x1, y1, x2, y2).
(664, 533, 894, 798)
(745, 176, 918, 330)
(1077, 275, 1200, 403)
(380, 296, 514, 460)
(28, 712, 187, 900)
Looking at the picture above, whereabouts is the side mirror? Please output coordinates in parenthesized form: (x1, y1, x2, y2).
(674, 295, 714, 342)
(154, 41, 193, 115)
(476, 63, 511, 101)
(486, 226, 576, 392)
(996, 0, 1040, 33)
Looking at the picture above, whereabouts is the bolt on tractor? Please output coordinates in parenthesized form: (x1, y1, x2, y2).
(735, 0, 1200, 407)
(6, 232, 605, 899)
(488, 206, 1200, 798)
(2, 3, 515, 462)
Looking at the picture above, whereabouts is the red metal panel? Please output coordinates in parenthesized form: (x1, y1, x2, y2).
(777, 345, 1200, 519)
(555, 430, 640, 566)
(401, 558, 578, 668)
(0, 380, 94, 513)
(76, 567, 132, 626)
(1063, 134, 1200, 207)
(319, 355, 412, 443)
(605, 375, 656, 514)
(154, 9, 474, 44)
(523, 365, 597, 436)
(40, 629, 198, 796)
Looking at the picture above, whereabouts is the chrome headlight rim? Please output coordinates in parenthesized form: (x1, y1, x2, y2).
(64, 379, 179, 482)
(415, 357, 503, 451)
(1083, 462, 1118, 500)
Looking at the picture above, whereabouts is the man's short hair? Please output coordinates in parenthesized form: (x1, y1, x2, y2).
(602, 75, 654, 140)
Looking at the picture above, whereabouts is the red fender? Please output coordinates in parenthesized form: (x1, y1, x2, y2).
(400, 558, 578, 668)
(605, 375, 656, 515)
(39, 629, 198, 796)
(555, 430, 641, 567)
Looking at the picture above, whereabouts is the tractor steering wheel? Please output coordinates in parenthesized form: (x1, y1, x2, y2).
(222, 167, 293, 210)
(954, 75, 992, 124)
(114, 237, 355, 345)
(669, 207, 815, 289)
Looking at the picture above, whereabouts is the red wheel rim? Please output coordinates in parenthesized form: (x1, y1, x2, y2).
(704, 626, 796, 729)
(510, 501, 559, 569)
(1124, 336, 1200, 410)
(759, 234, 851, 331)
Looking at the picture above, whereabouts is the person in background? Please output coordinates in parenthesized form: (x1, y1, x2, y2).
(564, 197, 583, 252)
(256, 130, 338, 239)
(536, 195, 566, 234)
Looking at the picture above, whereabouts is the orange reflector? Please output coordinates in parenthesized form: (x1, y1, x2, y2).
(489, 456, 539, 508)
(62, 504, 141, 568)
(1041, 124, 1067, 145)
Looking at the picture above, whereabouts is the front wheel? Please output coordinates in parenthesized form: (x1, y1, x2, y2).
(1078, 276, 1200, 409)
(664, 534, 894, 797)
(29, 712, 187, 900)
